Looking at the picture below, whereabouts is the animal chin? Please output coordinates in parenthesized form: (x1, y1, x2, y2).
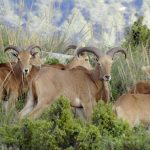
(22, 72, 28, 77)
(103, 77, 111, 81)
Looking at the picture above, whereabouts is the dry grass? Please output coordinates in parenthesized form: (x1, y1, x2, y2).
(111, 44, 150, 99)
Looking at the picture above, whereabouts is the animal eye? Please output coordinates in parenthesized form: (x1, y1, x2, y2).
(31, 54, 35, 58)
(85, 58, 88, 61)
(12, 52, 18, 58)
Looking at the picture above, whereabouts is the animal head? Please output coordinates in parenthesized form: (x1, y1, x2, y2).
(65, 45, 92, 69)
(77, 47, 126, 81)
(4, 45, 41, 76)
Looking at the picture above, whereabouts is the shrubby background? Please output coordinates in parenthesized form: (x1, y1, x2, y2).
(0, 16, 150, 149)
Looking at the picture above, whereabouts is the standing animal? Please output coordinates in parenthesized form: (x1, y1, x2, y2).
(113, 93, 150, 127)
(19, 47, 126, 120)
(65, 45, 110, 101)
(0, 45, 41, 111)
(0, 44, 93, 111)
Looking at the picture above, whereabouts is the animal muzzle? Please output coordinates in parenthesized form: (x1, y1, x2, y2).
(22, 68, 29, 76)
(103, 75, 111, 81)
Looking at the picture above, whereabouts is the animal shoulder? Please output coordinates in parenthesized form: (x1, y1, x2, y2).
(70, 66, 90, 73)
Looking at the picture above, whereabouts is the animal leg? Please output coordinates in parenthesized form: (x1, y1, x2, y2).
(101, 82, 110, 103)
(6, 91, 18, 112)
(18, 91, 35, 119)
(82, 102, 93, 121)
(28, 102, 50, 119)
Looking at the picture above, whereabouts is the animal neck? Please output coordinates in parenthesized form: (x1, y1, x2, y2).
(12, 63, 23, 80)
(90, 64, 101, 81)
(88, 64, 110, 102)
(27, 66, 40, 82)
(90, 64, 105, 98)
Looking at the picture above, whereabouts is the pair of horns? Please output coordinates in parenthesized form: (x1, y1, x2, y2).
(77, 47, 126, 59)
(64, 45, 87, 56)
(4, 45, 41, 54)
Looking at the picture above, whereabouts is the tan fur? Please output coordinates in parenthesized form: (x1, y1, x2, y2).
(129, 66, 150, 94)
(129, 80, 150, 94)
(66, 52, 92, 70)
(19, 55, 114, 120)
(0, 51, 41, 111)
(0, 47, 93, 111)
(114, 94, 150, 127)
(19, 46, 127, 120)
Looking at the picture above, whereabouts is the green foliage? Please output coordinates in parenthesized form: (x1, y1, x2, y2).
(41, 96, 82, 149)
(0, 119, 58, 150)
(16, 93, 27, 111)
(0, 50, 9, 63)
(1, 97, 150, 150)
(1, 15, 150, 149)
(124, 16, 150, 50)
(121, 126, 150, 150)
(111, 44, 150, 99)
(77, 124, 101, 150)
(44, 57, 60, 65)
(92, 101, 130, 138)
(0, 103, 17, 127)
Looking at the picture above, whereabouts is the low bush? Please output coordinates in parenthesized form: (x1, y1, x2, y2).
(44, 57, 60, 65)
(0, 97, 150, 150)
(92, 101, 130, 138)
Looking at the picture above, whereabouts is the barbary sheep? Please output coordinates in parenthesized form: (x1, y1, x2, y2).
(113, 93, 150, 127)
(0, 45, 41, 111)
(19, 46, 126, 120)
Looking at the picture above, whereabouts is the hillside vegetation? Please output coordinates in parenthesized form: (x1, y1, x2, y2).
(0, 17, 150, 149)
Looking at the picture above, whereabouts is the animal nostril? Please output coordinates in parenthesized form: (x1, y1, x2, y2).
(104, 75, 111, 81)
(24, 69, 28, 73)
(105, 75, 109, 78)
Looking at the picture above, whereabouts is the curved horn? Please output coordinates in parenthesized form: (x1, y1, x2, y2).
(77, 47, 103, 58)
(64, 45, 77, 53)
(4, 45, 20, 53)
(106, 47, 127, 59)
(26, 45, 41, 54)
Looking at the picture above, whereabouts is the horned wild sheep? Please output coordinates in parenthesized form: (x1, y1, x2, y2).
(19, 46, 126, 120)
(113, 93, 150, 127)
(0, 44, 94, 111)
(0, 45, 41, 111)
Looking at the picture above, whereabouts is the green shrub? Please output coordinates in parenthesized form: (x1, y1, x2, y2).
(122, 126, 150, 150)
(77, 124, 102, 150)
(92, 101, 130, 138)
(0, 50, 8, 63)
(44, 57, 60, 65)
(0, 97, 150, 150)
(124, 16, 150, 50)
(0, 119, 59, 150)
(15, 93, 27, 111)
(41, 96, 82, 149)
